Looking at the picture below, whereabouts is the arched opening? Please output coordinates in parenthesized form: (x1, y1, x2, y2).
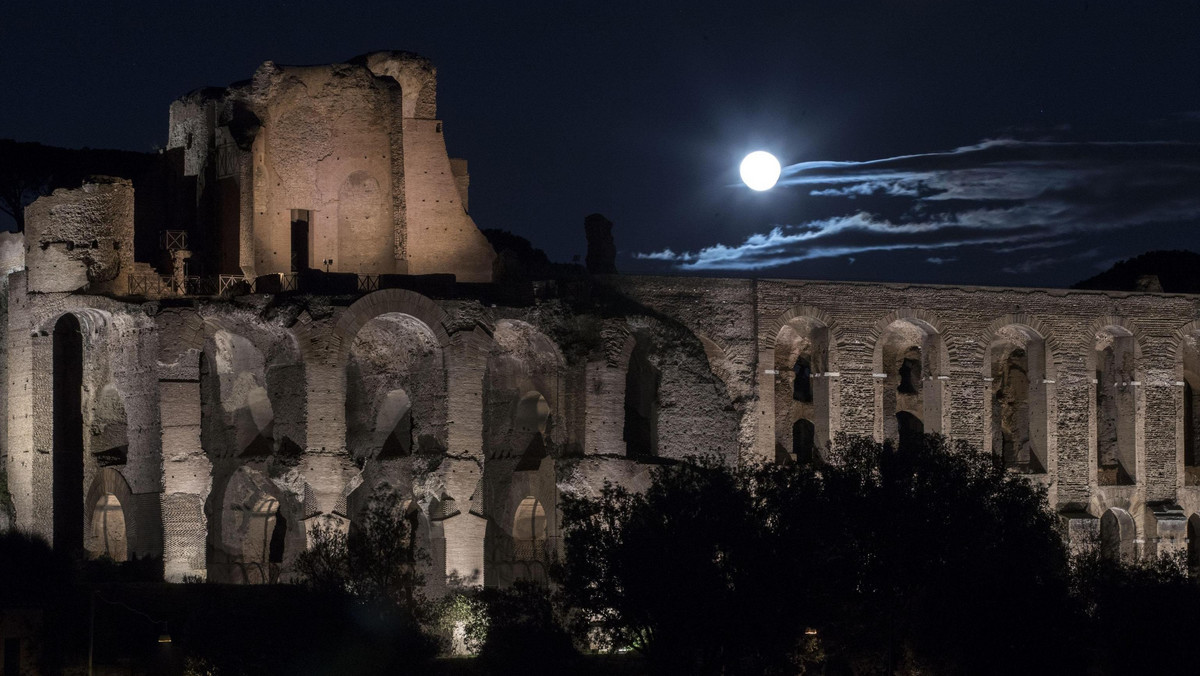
(347, 313, 447, 460)
(53, 314, 84, 553)
(624, 337, 659, 459)
(1181, 332, 1200, 485)
(1188, 514, 1200, 577)
(1100, 508, 1136, 563)
(88, 494, 127, 562)
(987, 325, 1050, 473)
(1095, 327, 1137, 486)
(896, 411, 924, 452)
(878, 318, 945, 445)
(242, 496, 285, 584)
(512, 497, 548, 584)
(774, 316, 832, 464)
(207, 467, 299, 584)
(792, 419, 816, 464)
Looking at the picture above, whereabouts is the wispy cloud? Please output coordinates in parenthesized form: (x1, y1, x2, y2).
(637, 140, 1200, 272)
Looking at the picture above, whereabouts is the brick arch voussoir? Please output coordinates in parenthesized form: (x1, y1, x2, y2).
(1168, 318, 1200, 379)
(868, 308, 953, 374)
(333, 289, 452, 361)
(975, 313, 1062, 376)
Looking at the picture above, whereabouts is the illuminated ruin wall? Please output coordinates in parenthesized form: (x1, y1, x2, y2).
(3, 54, 1200, 587)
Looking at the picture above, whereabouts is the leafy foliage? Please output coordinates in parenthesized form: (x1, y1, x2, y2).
(294, 488, 428, 609)
(558, 434, 1084, 675)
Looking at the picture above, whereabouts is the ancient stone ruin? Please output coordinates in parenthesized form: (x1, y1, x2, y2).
(3, 52, 1200, 589)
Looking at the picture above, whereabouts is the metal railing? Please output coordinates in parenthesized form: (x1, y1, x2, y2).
(357, 274, 380, 292)
(218, 275, 254, 295)
(159, 230, 188, 251)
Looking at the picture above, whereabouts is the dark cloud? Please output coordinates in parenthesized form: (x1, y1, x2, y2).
(637, 140, 1200, 273)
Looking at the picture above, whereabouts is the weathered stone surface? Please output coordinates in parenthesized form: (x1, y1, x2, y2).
(4, 51, 1200, 593)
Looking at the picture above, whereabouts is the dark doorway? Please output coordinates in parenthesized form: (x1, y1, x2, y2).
(290, 209, 310, 272)
(624, 340, 660, 458)
(1188, 515, 1200, 577)
(898, 356, 921, 395)
(53, 314, 84, 553)
(896, 411, 924, 452)
(793, 418, 816, 464)
(792, 357, 813, 403)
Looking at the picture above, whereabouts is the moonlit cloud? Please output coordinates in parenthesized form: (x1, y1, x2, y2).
(638, 140, 1200, 273)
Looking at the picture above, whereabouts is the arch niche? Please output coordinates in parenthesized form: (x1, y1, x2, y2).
(773, 314, 834, 464)
(1180, 328, 1200, 485)
(984, 324, 1052, 473)
(875, 316, 948, 449)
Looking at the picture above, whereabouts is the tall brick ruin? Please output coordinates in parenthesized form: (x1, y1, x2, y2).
(3, 52, 1200, 588)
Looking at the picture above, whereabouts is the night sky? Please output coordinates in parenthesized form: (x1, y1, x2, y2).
(4, 1, 1199, 288)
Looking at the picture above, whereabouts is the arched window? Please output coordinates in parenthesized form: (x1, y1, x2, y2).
(89, 494, 128, 562)
(53, 314, 84, 553)
(513, 498, 548, 566)
(987, 325, 1050, 474)
(774, 316, 833, 464)
(878, 318, 945, 446)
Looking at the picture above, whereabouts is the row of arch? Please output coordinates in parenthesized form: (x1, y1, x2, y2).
(769, 310, 1200, 486)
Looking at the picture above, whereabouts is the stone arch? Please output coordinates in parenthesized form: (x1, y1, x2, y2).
(1100, 507, 1137, 563)
(331, 289, 451, 363)
(871, 311, 950, 443)
(84, 468, 134, 562)
(1090, 321, 1143, 486)
(981, 322, 1053, 473)
(975, 313, 1063, 373)
(484, 320, 565, 462)
(772, 312, 837, 464)
(505, 496, 549, 585)
(346, 312, 448, 460)
(206, 466, 305, 584)
(1173, 320, 1200, 486)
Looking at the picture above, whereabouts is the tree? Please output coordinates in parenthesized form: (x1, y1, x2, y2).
(295, 488, 427, 610)
(557, 435, 1082, 675)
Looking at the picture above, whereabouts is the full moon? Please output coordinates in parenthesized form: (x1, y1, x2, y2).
(740, 151, 782, 191)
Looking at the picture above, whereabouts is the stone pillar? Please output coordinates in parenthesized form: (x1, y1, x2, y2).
(1147, 502, 1187, 561)
(1060, 509, 1099, 557)
(5, 272, 34, 530)
(440, 334, 487, 586)
(752, 348, 775, 462)
(949, 370, 986, 449)
(30, 332, 53, 541)
(159, 368, 211, 581)
(1142, 346, 1179, 503)
(585, 361, 627, 456)
(445, 330, 487, 459)
(1055, 373, 1093, 506)
(838, 370, 877, 439)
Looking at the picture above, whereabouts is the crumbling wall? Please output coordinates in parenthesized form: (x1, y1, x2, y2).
(24, 179, 135, 294)
(251, 62, 400, 276)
